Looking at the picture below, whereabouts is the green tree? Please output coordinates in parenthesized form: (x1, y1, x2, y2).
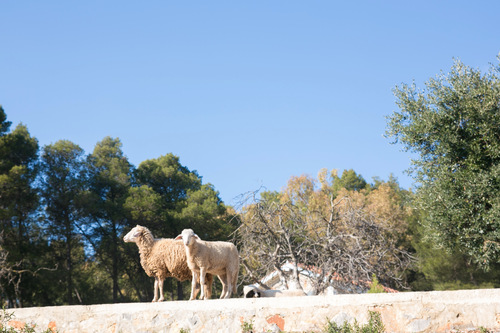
(132, 154, 202, 237)
(40, 140, 87, 305)
(0, 107, 42, 307)
(408, 208, 500, 290)
(386, 58, 500, 270)
(125, 153, 233, 300)
(327, 169, 368, 196)
(83, 137, 133, 302)
(177, 184, 232, 238)
(0, 106, 11, 136)
(338, 169, 368, 192)
(0, 124, 39, 240)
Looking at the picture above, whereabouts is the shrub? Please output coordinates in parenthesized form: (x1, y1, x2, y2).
(0, 307, 54, 333)
(368, 274, 385, 294)
(324, 311, 385, 333)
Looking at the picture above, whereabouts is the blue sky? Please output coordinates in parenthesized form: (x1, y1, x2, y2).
(1, 1, 499, 205)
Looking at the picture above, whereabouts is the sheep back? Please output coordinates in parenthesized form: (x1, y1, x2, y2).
(143, 239, 192, 281)
(189, 240, 239, 276)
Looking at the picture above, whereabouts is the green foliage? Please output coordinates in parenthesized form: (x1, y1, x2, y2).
(0, 307, 54, 333)
(82, 137, 133, 302)
(39, 140, 87, 305)
(0, 108, 235, 306)
(386, 58, 500, 270)
(240, 319, 254, 333)
(368, 274, 385, 294)
(408, 210, 500, 291)
(128, 153, 234, 240)
(324, 311, 385, 333)
(0, 119, 41, 307)
(337, 169, 368, 192)
(124, 154, 234, 300)
(0, 106, 12, 136)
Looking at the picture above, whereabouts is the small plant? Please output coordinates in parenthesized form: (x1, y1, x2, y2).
(367, 274, 385, 294)
(241, 319, 254, 333)
(324, 311, 385, 333)
(1, 307, 55, 333)
(179, 328, 191, 333)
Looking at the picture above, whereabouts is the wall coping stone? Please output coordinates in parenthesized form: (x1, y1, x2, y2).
(4, 288, 500, 333)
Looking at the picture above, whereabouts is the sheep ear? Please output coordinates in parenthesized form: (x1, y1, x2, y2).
(174, 235, 183, 240)
(194, 234, 200, 240)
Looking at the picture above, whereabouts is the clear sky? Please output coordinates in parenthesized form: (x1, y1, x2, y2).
(1, 1, 499, 205)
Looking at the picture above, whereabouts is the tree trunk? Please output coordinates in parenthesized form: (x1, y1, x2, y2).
(112, 224, 118, 303)
(177, 280, 184, 300)
(66, 220, 73, 305)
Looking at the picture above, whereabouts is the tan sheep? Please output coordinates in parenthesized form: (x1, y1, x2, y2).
(123, 225, 213, 302)
(243, 284, 306, 298)
(175, 228, 239, 300)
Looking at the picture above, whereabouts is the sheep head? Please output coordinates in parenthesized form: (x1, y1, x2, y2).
(175, 229, 200, 247)
(123, 225, 144, 243)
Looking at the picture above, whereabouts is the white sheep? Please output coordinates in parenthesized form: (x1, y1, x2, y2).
(175, 228, 239, 300)
(123, 225, 213, 302)
(243, 284, 306, 298)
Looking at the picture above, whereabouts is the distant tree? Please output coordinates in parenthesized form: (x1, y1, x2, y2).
(0, 124, 39, 242)
(0, 107, 42, 307)
(124, 153, 233, 300)
(0, 106, 11, 135)
(176, 183, 235, 241)
(83, 137, 133, 302)
(40, 140, 87, 305)
(386, 58, 500, 270)
(336, 169, 368, 192)
(131, 154, 201, 236)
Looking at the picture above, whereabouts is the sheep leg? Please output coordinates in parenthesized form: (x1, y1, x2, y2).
(153, 278, 159, 302)
(218, 274, 228, 299)
(224, 271, 233, 299)
(225, 280, 232, 299)
(192, 279, 201, 300)
(226, 269, 237, 299)
(157, 278, 165, 302)
(205, 274, 213, 299)
(199, 267, 207, 300)
(190, 271, 199, 300)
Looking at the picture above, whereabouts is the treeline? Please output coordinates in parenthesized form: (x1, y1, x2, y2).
(0, 106, 237, 307)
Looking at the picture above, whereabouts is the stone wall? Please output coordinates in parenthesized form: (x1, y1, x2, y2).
(4, 289, 500, 333)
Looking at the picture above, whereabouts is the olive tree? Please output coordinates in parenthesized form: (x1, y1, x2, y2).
(386, 58, 500, 270)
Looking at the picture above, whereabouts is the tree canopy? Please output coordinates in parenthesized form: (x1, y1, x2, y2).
(386, 58, 500, 270)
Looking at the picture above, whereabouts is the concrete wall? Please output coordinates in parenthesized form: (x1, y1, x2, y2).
(4, 289, 500, 333)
